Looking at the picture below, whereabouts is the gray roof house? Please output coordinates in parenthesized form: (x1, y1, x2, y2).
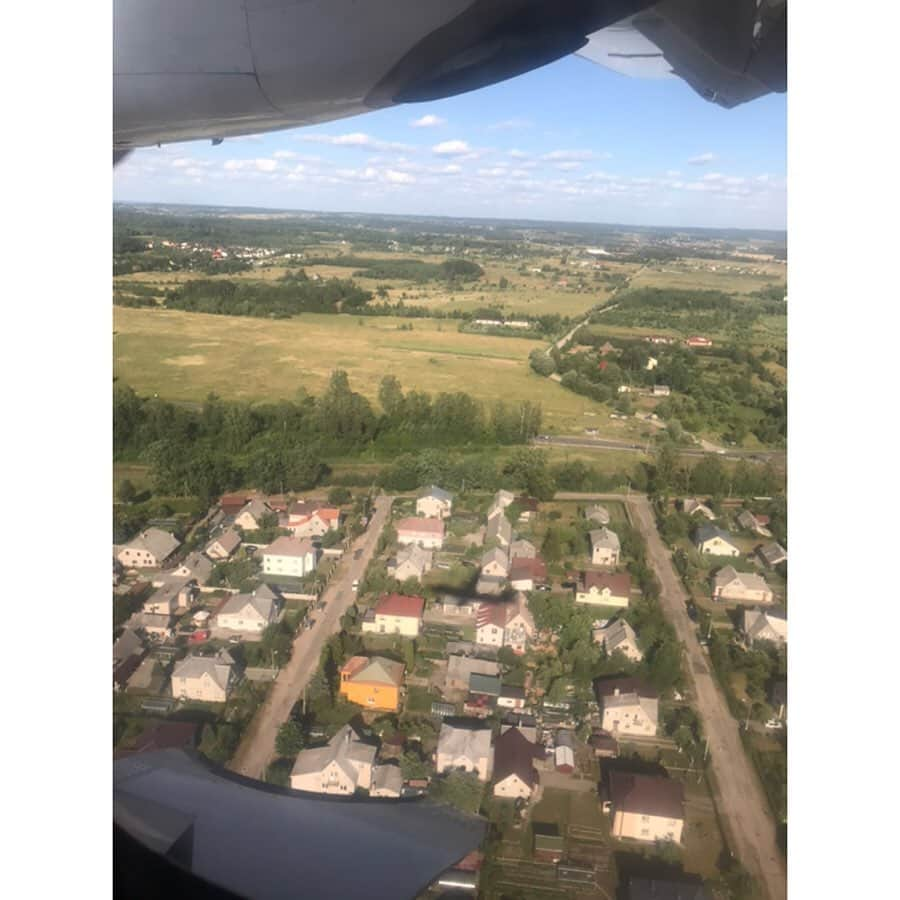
(171, 650, 235, 702)
(486, 512, 512, 548)
(481, 546, 510, 577)
(593, 618, 643, 661)
(590, 527, 621, 565)
(290, 724, 378, 795)
(682, 498, 716, 520)
(205, 529, 242, 560)
(445, 655, 501, 692)
(117, 528, 181, 569)
(436, 723, 494, 781)
(757, 542, 787, 568)
(370, 764, 403, 798)
(694, 524, 740, 557)
(509, 538, 536, 560)
(174, 552, 214, 584)
(113, 627, 144, 666)
(741, 607, 787, 646)
(216, 587, 281, 633)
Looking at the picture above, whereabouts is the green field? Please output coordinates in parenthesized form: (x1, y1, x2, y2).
(113, 307, 614, 431)
(629, 259, 786, 295)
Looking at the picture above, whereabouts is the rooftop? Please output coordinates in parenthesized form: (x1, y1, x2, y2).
(609, 771, 684, 820)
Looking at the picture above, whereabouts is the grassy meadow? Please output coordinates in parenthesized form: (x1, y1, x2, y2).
(113, 307, 614, 431)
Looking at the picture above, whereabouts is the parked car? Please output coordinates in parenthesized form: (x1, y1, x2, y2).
(228, 636, 242, 644)
(686, 603, 699, 622)
(351, 580, 359, 592)
(765, 718, 784, 730)
(189, 630, 210, 643)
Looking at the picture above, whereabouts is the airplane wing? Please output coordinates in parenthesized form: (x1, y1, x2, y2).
(114, 0, 786, 151)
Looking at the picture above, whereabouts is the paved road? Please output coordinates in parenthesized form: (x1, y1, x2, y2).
(536, 434, 785, 463)
(625, 494, 786, 900)
(228, 494, 394, 780)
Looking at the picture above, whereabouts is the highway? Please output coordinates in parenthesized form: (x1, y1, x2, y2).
(561, 491, 786, 900)
(228, 494, 394, 780)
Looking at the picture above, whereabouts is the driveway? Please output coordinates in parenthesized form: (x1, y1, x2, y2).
(227, 494, 394, 780)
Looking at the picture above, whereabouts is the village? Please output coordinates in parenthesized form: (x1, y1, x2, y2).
(113, 474, 787, 898)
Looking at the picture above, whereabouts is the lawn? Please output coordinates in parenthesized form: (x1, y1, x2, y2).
(113, 307, 612, 431)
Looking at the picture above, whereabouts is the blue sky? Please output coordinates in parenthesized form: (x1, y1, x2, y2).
(114, 55, 786, 230)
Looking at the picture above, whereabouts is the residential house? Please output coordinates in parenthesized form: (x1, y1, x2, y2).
(712, 566, 774, 605)
(515, 496, 539, 522)
(685, 336, 712, 348)
(485, 511, 512, 548)
(681, 498, 716, 520)
(497, 685, 527, 711)
(287, 501, 341, 538)
(481, 546, 510, 578)
(216, 585, 281, 633)
(607, 772, 685, 843)
(361, 593, 425, 638)
(416, 485, 453, 519)
(487, 489, 515, 519)
(113, 628, 144, 668)
(138, 613, 173, 640)
(339, 656, 405, 712)
(262, 536, 318, 578)
(436, 723, 493, 781)
(476, 595, 534, 654)
(395, 517, 445, 549)
(594, 618, 643, 661)
(576, 572, 632, 608)
(171, 650, 235, 703)
(143, 579, 196, 616)
(651, 384, 671, 397)
(205, 529, 242, 560)
(590, 528, 621, 566)
(117, 528, 181, 569)
(264, 494, 289, 514)
(500, 712, 538, 743)
(439, 596, 478, 618)
(741, 607, 788, 647)
(645, 356, 658, 371)
(475, 573, 506, 596)
(234, 498, 274, 532)
(757, 542, 787, 568)
(585, 504, 611, 525)
(445, 655, 501, 692)
(173, 552, 214, 585)
(509, 538, 537, 560)
(289, 724, 376, 795)
(595, 678, 659, 737)
(508, 556, 547, 591)
(388, 544, 433, 581)
(694, 525, 740, 557)
(369, 764, 403, 798)
(492, 727, 545, 800)
(218, 493, 250, 517)
(127, 656, 165, 693)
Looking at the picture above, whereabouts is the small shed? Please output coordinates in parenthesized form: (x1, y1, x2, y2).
(554, 745, 575, 774)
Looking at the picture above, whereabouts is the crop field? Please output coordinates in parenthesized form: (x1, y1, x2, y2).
(629, 259, 786, 295)
(113, 307, 614, 430)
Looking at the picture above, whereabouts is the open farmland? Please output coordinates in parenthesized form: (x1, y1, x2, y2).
(113, 307, 613, 430)
(628, 258, 786, 295)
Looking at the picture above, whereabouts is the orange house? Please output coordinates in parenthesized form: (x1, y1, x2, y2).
(339, 656, 405, 712)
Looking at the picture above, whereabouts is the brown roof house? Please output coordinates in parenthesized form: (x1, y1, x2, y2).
(205, 529, 242, 560)
(606, 772, 685, 844)
(576, 572, 632, 608)
(395, 517, 445, 550)
(492, 727, 546, 801)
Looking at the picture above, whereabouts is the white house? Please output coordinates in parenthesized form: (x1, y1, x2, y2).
(262, 536, 318, 578)
(290, 725, 376, 795)
(487, 489, 515, 519)
(143, 579, 196, 616)
(590, 528, 621, 566)
(173, 552, 214, 585)
(395, 517, 445, 550)
(712, 566, 774, 605)
(492, 727, 545, 801)
(416, 485, 453, 519)
(682, 498, 716, 520)
(287, 501, 341, 538)
(481, 546, 510, 578)
(360, 593, 425, 638)
(576, 571, 632, 608)
(205, 529, 242, 560)
(388, 544, 433, 581)
(436, 723, 494, 781)
(216, 585, 281, 633)
(608, 772, 684, 844)
(594, 618, 643, 661)
(595, 679, 659, 737)
(234, 498, 274, 532)
(171, 650, 235, 703)
(117, 528, 181, 569)
(694, 525, 740, 557)
(741, 607, 788, 646)
(476, 594, 535, 654)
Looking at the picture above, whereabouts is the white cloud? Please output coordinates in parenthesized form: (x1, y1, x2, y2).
(688, 152, 717, 165)
(554, 161, 582, 171)
(434, 164, 462, 175)
(507, 149, 529, 159)
(410, 114, 446, 128)
(273, 150, 297, 159)
(702, 172, 724, 182)
(432, 140, 472, 156)
(384, 170, 415, 184)
(541, 150, 596, 162)
(254, 158, 278, 172)
(300, 132, 412, 152)
(665, 169, 681, 177)
(476, 167, 508, 178)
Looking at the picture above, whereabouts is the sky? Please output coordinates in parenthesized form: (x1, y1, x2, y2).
(114, 55, 786, 231)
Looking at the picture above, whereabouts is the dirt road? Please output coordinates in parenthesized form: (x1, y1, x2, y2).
(626, 494, 786, 900)
(227, 494, 394, 780)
